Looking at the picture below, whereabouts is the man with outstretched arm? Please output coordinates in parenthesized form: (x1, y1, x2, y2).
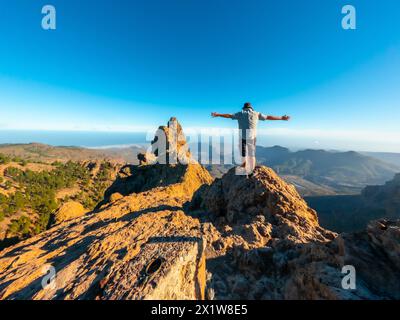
(212, 102, 290, 175)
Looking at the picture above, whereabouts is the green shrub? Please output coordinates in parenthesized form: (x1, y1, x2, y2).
(8, 216, 31, 237)
(0, 154, 11, 164)
(0, 194, 7, 204)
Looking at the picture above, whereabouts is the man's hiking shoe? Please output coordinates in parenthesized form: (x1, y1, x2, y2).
(235, 166, 248, 176)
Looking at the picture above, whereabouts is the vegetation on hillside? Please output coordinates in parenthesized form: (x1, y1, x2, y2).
(0, 143, 142, 164)
(0, 155, 116, 244)
(75, 162, 114, 209)
(0, 153, 28, 166)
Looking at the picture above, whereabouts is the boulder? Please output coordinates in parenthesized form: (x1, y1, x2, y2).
(137, 152, 157, 165)
(109, 192, 123, 202)
(52, 201, 86, 225)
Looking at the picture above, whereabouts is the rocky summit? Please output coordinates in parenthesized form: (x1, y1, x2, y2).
(0, 119, 399, 300)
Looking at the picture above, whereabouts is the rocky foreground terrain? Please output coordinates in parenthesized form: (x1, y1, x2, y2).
(0, 118, 399, 300)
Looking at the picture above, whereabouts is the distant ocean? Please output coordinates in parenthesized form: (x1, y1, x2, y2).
(0, 130, 149, 149)
(0, 129, 302, 151)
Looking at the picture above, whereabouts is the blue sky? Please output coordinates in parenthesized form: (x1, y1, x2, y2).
(0, 0, 399, 151)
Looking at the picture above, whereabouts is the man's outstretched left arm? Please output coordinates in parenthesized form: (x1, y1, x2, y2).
(260, 114, 290, 121)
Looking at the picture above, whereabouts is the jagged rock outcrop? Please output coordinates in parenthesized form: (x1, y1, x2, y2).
(0, 119, 399, 300)
(195, 166, 334, 244)
(190, 167, 400, 300)
(104, 118, 210, 203)
(189, 166, 337, 299)
(150, 117, 193, 165)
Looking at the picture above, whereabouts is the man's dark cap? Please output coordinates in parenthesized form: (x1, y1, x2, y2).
(243, 102, 253, 110)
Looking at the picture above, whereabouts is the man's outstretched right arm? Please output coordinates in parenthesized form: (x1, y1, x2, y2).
(211, 112, 233, 119)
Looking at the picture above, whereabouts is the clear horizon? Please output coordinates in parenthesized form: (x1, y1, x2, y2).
(1, 0, 399, 152)
(1, 128, 400, 154)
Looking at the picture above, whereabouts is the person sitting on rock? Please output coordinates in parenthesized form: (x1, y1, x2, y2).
(212, 102, 290, 174)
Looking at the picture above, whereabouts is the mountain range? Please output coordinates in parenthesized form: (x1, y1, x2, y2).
(257, 146, 399, 194)
(362, 151, 400, 167)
